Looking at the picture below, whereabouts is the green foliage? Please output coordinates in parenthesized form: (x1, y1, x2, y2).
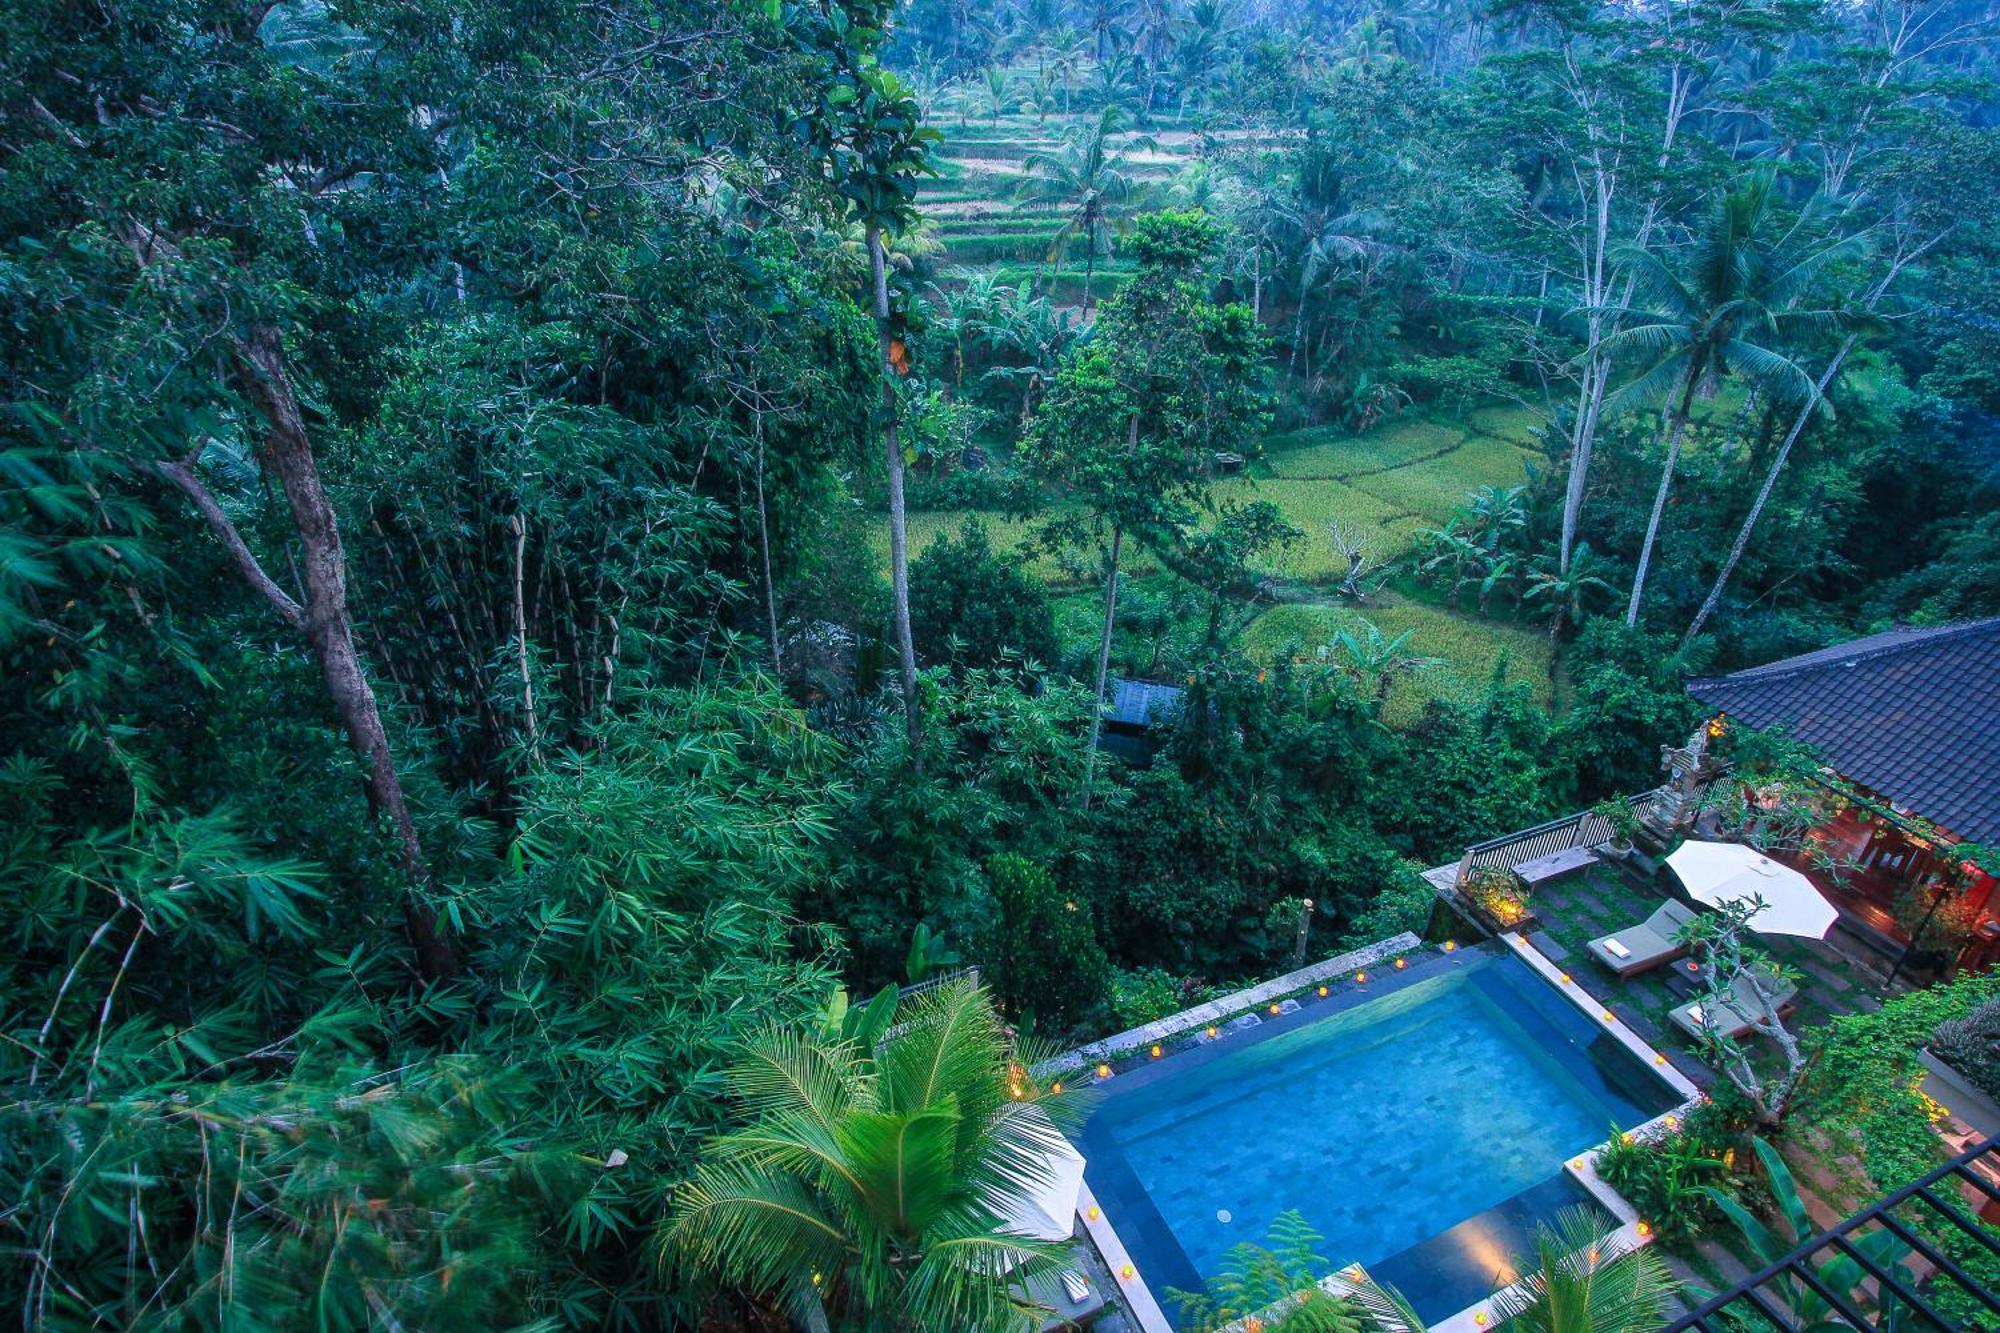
(1697, 1138, 1914, 1331)
(981, 853, 1111, 1032)
(664, 978, 1079, 1331)
(1168, 1210, 1366, 1333)
(1488, 1205, 1678, 1333)
(910, 519, 1062, 669)
(1595, 1131, 1730, 1251)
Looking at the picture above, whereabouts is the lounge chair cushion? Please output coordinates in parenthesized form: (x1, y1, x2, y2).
(1670, 971, 1797, 1040)
(1587, 901, 1699, 977)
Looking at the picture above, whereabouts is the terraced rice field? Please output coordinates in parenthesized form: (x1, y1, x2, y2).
(1241, 601, 1556, 726)
(920, 114, 1223, 304)
(901, 106, 1559, 720)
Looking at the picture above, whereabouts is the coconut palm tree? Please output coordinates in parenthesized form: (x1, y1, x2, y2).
(1275, 159, 1388, 375)
(663, 978, 1080, 1331)
(981, 66, 1015, 123)
(1595, 175, 1858, 626)
(1014, 106, 1156, 313)
(1488, 1207, 1677, 1332)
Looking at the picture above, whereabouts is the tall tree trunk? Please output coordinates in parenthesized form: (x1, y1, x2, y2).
(1682, 341, 1852, 649)
(1082, 234, 1097, 315)
(1560, 352, 1605, 573)
(1626, 367, 1700, 627)
(236, 326, 457, 979)
(1081, 521, 1124, 810)
(1250, 247, 1263, 323)
(754, 407, 783, 676)
(868, 225, 922, 753)
(511, 513, 538, 750)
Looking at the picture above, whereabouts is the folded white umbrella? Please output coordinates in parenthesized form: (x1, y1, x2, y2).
(1667, 839, 1840, 939)
(993, 1103, 1086, 1246)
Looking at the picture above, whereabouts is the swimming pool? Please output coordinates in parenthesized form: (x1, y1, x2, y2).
(1075, 946, 1680, 1325)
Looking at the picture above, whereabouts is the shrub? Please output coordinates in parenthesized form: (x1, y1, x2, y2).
(1932, 996, 2000, 1101)
(1596, 1130, 1730, 1250)
(979, 853, 1110, 1034)
(908, 519, 1060, 669)
(1464, 865, 1531, 928)
(1108, 967, 1211, 1030)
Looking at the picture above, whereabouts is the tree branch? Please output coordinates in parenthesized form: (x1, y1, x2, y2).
(151, 456, 305, 630)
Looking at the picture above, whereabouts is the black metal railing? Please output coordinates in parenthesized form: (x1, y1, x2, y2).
(1453, 787, 1670, 885)
(1666, 1134, 2000, 1331)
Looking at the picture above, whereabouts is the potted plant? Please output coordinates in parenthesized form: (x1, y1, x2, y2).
(1464, 865, 1534, 932)
(1591, 797, 1642, 857)
(1920, 996, 2000, 1138)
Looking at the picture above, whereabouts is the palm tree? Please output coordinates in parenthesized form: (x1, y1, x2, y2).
(1524, 543, 1616, 645)
(664, 978, 1079, 1331)
(1595, 176, 1856, 626)
(1333, 623, 1440, 718)
(981, 66, 1015, 123)
(1014, 106, 1155, 313)
(1276, 160, 1387, 375)
(1082, 0, 1130, 64)
(1131, 0, 1181, 118)
(1488, 1207, 1677, 1332)
(1089, 45, 1143, 112)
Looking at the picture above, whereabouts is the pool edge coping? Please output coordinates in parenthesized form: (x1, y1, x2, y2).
(1028, 930, 1424, 1082)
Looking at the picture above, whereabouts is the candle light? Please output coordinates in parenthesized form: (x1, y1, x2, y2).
(1443, 940, 1457, 952)
(1355, 971, 1367, 983)
(1268, 1002, 1281, 1015)
(1149, 1043, 1163, 1059)
(1096, 1063, 1111, 1079)
(1317, 985, 1329, 997)
(1120, 1265, 1134, 1280)
(1394, 957, 1407, 970)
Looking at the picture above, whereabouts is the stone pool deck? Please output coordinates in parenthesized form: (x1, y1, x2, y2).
(1519, 859, 1899, 1080)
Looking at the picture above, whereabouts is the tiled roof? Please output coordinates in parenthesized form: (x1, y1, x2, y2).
(1103, 677, 1185, 728)
(1686, 617, 2000, 844)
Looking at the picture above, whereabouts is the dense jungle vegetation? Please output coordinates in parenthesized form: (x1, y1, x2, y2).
(2, 0, 1996, 1325)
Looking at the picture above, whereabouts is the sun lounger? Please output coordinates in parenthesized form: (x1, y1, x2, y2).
(1587, 900, 1699, 979)
(1669, 970, 1798, 1042)
(1020, 1265, 1107, 1330)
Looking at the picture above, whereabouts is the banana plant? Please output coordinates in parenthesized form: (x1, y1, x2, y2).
(1695, 1137, 1913, 1331)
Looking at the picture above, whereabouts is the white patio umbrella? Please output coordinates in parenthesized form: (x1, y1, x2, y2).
(993, 1104, 1086, 1245)
(1667, 839, 1840, 939)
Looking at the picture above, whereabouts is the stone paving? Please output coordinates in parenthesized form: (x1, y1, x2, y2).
(1524, 857, 1897, 1083)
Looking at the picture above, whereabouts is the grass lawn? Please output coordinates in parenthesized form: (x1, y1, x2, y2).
(1240, 599, 1556, 725)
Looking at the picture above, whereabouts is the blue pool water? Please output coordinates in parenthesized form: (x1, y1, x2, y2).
(1076, 948, 1678, 1323)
